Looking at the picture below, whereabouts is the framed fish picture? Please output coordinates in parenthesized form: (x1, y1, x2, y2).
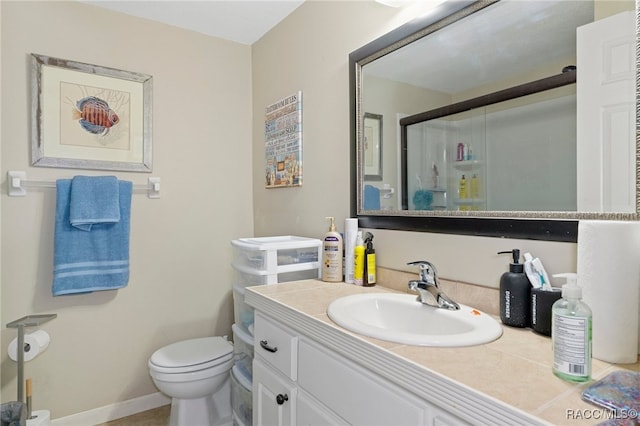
(30, 53, 153, 172)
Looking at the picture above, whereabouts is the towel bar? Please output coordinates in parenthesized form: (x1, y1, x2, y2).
(7, 171, 161, 198)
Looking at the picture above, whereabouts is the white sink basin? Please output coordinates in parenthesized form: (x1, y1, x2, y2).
(327, 293, 502, 347)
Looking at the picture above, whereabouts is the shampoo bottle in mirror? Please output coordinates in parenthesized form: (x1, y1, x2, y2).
(458, 175, 467, 199)
(498, 249, 531, 327)
(322, 217, 343, 282)
(458, 175, 468, 212)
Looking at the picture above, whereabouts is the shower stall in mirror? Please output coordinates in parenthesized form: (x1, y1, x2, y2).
(401, 71, 577, 212)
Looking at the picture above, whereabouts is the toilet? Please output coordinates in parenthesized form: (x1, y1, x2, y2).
(148, 336, 234, 426)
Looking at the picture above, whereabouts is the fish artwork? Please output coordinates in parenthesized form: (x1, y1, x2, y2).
(72, 96, 120, 135)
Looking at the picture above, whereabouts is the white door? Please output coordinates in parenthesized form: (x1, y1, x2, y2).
(577, 11, 636, 212)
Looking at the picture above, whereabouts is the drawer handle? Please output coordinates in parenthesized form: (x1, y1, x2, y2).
(260, 340, 278, 353)
(276, 393, 289, 405)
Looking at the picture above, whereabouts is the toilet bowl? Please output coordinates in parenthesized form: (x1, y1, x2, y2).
(148, 336, 234, 426)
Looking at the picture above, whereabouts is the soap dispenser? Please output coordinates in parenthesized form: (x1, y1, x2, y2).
(497, 249, 531, 327)
(552, 273, 592, 382)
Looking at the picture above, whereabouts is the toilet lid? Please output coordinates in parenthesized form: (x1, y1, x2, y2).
(150, 337, 232, 370)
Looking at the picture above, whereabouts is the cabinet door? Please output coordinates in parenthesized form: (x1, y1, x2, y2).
(297, 390, 348, 426)
(298, 339, 426, 425)
(253, 358, 296, 426)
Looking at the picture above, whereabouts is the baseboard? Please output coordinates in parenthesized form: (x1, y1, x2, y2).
(51, 392, 170, 425)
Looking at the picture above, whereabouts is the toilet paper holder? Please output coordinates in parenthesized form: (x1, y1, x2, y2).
(6, 314, 57, 404)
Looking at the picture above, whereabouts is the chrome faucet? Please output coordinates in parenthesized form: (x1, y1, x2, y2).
(407, 261, 460, 310)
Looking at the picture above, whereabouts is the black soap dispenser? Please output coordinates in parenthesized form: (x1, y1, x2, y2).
(497, 249, 531, 328)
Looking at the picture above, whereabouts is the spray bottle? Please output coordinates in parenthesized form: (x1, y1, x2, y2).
(363, 232, 376, 287)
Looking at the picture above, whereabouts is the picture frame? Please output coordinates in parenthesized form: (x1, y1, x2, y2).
(264, 91, 303, 188)
(31, 53, 153, 172)
(364, 112, 382, 181)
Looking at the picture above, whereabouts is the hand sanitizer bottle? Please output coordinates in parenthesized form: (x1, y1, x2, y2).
(551, 273, 592, 382)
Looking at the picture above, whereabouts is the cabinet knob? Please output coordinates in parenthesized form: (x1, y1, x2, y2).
(276, 393, 289, 405)
(260, 340, 278, 353)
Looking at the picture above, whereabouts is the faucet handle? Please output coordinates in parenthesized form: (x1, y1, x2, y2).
(407, 260, 437, 283)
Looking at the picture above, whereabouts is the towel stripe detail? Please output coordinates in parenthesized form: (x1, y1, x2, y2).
(54, 260, 129, 279)
(54, 260, 129, 272)
(55, 268, 129, 279)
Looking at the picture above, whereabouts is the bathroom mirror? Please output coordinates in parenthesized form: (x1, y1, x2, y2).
(350, 0, 639, 242)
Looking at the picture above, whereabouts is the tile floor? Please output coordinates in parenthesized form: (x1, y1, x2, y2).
(97, 405, 170, 426)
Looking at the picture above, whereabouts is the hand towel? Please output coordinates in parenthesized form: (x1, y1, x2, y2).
(364, 184, 381, 210)
(69, 175, 120, 231)
(53, 178, 132, 296)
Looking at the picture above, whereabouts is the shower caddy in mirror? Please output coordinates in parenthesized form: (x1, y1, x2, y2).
(401, 69, 576, 212)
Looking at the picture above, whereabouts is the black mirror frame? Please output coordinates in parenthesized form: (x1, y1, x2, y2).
(349, 0, 579, 242)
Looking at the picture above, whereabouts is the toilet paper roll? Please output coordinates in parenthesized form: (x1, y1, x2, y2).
(577, 220, 640, 363)
(8, 330, 50, 362)
(26, 410, 51, 426)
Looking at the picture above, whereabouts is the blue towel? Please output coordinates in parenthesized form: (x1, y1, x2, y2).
(70, 176, 120, 231)
(53, 178, 132, 296)
(364, 184, 381, 210)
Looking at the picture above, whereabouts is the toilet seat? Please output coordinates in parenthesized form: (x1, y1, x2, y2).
(149, 356, 234, 383)
(149, 337, 233, 374)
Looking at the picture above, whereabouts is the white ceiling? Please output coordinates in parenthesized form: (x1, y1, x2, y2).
(365, 0, 594, 94)
(82, 0, 305, 45)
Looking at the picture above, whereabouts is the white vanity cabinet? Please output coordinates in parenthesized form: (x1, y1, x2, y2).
(252, 311, 471, 426)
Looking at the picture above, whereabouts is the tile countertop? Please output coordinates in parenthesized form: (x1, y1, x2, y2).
(244, 279, 640, 426)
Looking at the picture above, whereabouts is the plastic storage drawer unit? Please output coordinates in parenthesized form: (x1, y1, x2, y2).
(231, 236, 321, 285)
(230, 235, 322, 425)
(232, 323, 254, 380)
(231, 365, 252, 426)
(232, 262, 321, 287)
(233, 285, 253, 333)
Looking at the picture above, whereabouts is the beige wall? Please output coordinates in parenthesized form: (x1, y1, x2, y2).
(252, 1, 576, 287)
(0, 0, 634, 420)
(1, 1, 253, 417)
